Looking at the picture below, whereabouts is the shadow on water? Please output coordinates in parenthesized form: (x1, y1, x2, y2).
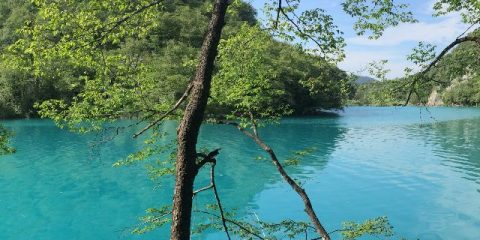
(0, 120, 165, 240)
(194, 118, 347, 238)
(3, 108, 480, 239)
(0, 118, 346, 240)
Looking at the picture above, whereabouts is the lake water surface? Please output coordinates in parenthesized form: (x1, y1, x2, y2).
(1, 107, 480, 239)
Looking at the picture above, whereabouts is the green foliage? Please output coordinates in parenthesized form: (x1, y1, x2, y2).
(433, 0, 480, 24)
(0, 0, 364, 122)
(263, 0, 346, 61)
(193, 207, 313, 240)
(193, 207, 396, 240)
(419, 30, 480, 106)
(353, 29, 480, 107)
(132, 205, 172, 234)
(4, 0, 162, 125)
(212, 24, 292, 126)
(0, 1, 454, 238)
(284, 147, 317, 166)
(0, 0, 37, 118)
(211, 24, 353, 125)
(341, 216, 394, 240)
(351, 79, 409, 106)
(114, 132, 177, 182)
(342, 0, 417, 39)
(0, 125, 15, 155)
(407, 42, 437, 69)
(367, 60, 390, 81)
(1, 0, 213, 121)
(443, 75, 480, 106)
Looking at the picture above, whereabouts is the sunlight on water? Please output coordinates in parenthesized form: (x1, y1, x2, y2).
(1, 107, 480, 239)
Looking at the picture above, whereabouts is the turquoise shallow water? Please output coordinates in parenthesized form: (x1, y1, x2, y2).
(1, 106, 480, 239)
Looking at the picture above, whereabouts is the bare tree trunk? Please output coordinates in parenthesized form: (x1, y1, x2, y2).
(170, 0, 228, 239)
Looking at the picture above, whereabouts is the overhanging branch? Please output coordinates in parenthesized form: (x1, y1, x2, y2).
(133, 82, 193, 138)
(404, 35, 480, 105)
(217, 120, 331, 240)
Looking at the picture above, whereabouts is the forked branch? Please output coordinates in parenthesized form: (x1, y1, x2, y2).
(192, 151, 231, 240)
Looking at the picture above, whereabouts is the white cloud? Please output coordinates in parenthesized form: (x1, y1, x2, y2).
(346, 14, 468, 47)
(339, 49, 418, 79)
(340, 10, 474, 79)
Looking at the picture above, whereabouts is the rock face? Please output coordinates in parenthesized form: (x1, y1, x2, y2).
(427, 87, 444, 106)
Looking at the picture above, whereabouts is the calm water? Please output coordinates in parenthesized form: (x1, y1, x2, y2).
(1, 107, 480, 239)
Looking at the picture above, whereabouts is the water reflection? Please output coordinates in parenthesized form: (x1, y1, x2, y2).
(2, 108, 480, 240)
(429, 118, 480, 184)
(196, 119, 347, 204)
(0, 118, 346, 240)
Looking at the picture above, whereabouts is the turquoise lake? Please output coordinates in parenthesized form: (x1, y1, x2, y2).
(1, 106, 480, 239)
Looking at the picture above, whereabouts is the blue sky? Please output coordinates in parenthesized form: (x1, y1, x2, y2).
(248, 0, 471, 79)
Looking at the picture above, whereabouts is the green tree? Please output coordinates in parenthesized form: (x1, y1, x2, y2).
(4, 0, 429, 239)
(0, 125, 15, 155)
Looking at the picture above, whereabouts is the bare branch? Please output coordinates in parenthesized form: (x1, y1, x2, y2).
(91, 0, 164, 47)
(274, 0, 283, 29)
(422, 36, 480, 75)
(195, 210, 265, 240)
(404, 36, 480, 105)
(456, 21, 479, 39)
(211, 163, 231, 240)
(196, 148, 221, 170)
(133, 82, 193, 138)
(193, 184, 213, 196)
(192, 154, 231, 240)
(248, 111, 259, 137)
(278, 8, 325, 51)
(217, 121, 330, 240)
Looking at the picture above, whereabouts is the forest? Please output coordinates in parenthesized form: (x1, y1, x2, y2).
(1, 0, 480, 240)
(351, 29, 480, 106)
(0, 0, 352, 120)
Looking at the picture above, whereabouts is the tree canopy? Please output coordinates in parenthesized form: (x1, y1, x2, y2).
(1, 0, 479, 239)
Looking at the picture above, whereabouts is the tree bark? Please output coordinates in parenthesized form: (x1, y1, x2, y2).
(223, 121, 331, 240)
(170, 0, 228, 239)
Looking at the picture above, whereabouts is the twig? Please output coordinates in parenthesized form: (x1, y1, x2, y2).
(193, 184, 214, 196)
(456, 21, 479, 39)
(133, 82, 193, 138)
(195, 210, 265, 240)
(192, 155, 231, 240)
(274, 0, 282, 29)
(279, 7, 325, 51)
(83, 0, 164, 48)
(211, 163, 231, 240)
(404, 35, 480, 105)
(218, 120, 330, 240)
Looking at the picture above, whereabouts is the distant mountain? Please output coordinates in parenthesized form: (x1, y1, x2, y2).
(355, 76, 377, 84)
